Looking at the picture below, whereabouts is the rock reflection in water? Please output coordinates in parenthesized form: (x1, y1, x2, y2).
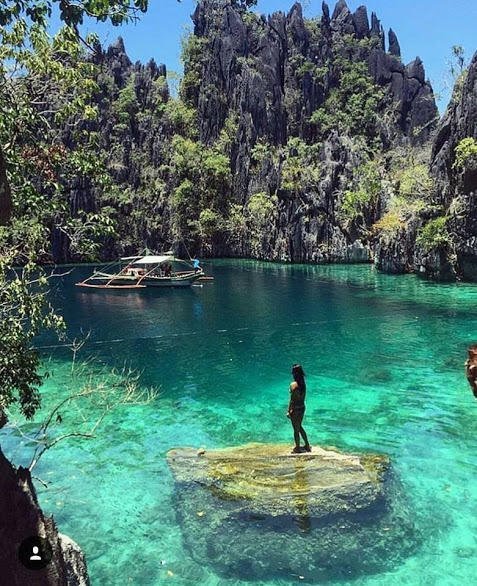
(292, 459, 312, 534)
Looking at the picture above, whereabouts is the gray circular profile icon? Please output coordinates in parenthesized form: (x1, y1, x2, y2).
(18, 536, 52, 570)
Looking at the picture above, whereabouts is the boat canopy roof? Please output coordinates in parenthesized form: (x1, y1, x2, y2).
(120, 254, 192, 266)
(135, 255, 174, 265)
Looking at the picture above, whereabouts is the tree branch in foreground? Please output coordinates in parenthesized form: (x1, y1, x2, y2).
(4, 363, 158, 473)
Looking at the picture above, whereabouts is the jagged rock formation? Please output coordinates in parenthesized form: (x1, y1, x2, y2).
(186, 0, 437, 262)
(0, 447, 90, 585)
(53, 0, 438, 266)
(376, 51, 477, 281)
(52, 37, 173, 262)
(374, 216, 420, 274)
(388, 28, 401, 57)
(429, 50, 477, 280)
(167, 443, 419, 582)
(192, 0, 436, 147)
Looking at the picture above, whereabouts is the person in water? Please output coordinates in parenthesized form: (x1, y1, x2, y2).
(287, 364, 311, 453)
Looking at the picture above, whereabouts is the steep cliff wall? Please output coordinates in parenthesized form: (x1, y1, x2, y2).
(192, 0, 436, 147)
(53, 0, 439, 265)
(51, 37, 174, 261)
(428, 51, 477, 280)
(182, 0, 438, 262)
(375, 51, 477, 281)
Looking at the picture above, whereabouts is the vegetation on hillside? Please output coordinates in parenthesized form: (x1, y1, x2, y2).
(0, 0, 448, 422)
(453, 137, 477, 170)
(0, 0, 151, 424)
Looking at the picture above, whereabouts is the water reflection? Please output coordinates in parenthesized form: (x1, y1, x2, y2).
(292, 459, 312, 534)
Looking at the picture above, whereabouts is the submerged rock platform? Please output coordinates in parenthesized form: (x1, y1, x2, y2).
(167, 443, 419, 582)
(167, 443, 389, 517)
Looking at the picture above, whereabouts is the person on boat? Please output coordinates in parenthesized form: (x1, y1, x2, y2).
(287, 364, 311, 453)
(164, 263, 172, 277)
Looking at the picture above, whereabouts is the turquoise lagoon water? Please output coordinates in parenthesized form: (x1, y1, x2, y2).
(1, 259, 477, 585)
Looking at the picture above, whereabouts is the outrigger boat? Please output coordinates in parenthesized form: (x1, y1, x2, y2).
(76, 252, 205, 289)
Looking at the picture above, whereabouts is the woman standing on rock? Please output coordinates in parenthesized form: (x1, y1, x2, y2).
(287, 364, 311, 453)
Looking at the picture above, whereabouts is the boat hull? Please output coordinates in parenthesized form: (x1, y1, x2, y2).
(76, 272, 202, 289)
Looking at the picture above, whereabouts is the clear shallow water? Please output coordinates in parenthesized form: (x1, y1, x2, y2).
(1, 260, 477, 585)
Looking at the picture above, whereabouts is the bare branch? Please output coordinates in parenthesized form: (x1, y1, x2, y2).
(32, 475, 49, 489)
(29, 432, 97, 471)
(24, 360, 159, 472)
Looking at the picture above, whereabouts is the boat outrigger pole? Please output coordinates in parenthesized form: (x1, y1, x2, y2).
(77, 254, 146, 289)
(75, 250, 207, 289)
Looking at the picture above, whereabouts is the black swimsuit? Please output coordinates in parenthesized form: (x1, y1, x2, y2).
(290, 386, 306, 412)
(289, 382, 309, 449)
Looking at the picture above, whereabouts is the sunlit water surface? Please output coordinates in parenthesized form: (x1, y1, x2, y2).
(1, 260, 477, 585)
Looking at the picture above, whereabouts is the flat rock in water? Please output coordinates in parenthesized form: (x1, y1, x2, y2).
(167, 443, 419, 582)
(167, 443, 388, 517)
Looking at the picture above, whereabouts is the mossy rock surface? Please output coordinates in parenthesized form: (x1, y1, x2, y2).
(167, 443, 389, 517)
(167, 443, 419, 582)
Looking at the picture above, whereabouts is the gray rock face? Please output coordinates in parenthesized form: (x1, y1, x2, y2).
(370, 11, 385, 50)
(0, 447, 90, 585)
(388, 28, 401, 57)
(406, 57, 425, 83)
(274, 139, 373, 263)
(375, 219, 419, 274)
(425, 51, 477, 280)
(376, 53, 477, 282)
(105, 36, 132, 86)
(353, 5, 370, 39)
(367, 51, 436, 142)
(331, 0, 355, 34)
(193, 0, 437, 148)
(167, 443, 419, 582)
(188, 0, 437, 261)
(52, 0, 438, 266)
(52, 36, 172, 262)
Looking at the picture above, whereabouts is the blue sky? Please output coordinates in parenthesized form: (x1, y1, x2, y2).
(77, 0, 477, 111)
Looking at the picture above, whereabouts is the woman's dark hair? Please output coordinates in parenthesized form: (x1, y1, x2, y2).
(292, 364, 306, 390)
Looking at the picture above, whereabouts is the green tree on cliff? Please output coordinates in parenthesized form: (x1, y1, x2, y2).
(0, 0, 151, 423)
(0, 1, 148, 28)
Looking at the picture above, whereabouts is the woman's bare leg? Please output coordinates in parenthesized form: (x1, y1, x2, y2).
(299, 426, 309, 447)
(291, 412, 304, 451)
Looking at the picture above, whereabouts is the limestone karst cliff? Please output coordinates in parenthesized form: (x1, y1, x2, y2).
(17, 1, 477, 281)
(34, 0, 477, 282)
(191, 0, 436, 147)
(428, 50, 477, 280)
(376, 50, 477, 281)
(183, 0, 438, 263)
(49, 0, 442, 267)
